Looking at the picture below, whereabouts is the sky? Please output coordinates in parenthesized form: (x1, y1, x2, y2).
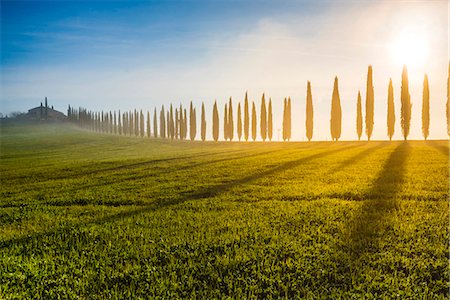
(1, 0, 448, 141)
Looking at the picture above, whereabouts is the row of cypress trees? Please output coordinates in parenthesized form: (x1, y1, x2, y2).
(69, 64, 449, 141)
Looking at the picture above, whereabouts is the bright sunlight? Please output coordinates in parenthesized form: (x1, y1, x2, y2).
(390, 27, 429, 69)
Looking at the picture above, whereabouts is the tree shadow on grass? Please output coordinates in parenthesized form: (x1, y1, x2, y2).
(426, 141, 449, 157)
(0, 143, 360, 251)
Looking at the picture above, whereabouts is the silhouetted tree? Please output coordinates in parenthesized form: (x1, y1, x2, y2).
(169, 104, 174, 139)
(447, 62, 450, 136)
(201, 102, 206, 141)
(118, 110, 122, 135)
(260, 93, 267, 141)
(251, 101, 257, 141)
(224, 103, 228, 141)
(282, 98, 287, 141)
(422, 74, 430, 140)
(114, 111, 117, 134)
(153, 108, 158, 138)
(160, 106, 166, 139)
(387, 79, 395, 141)
(330, 76, 342, 141)
(365, 65, 374, 141)
(244, 92, 249, 141)
(166, 111, 170, 138)
(356, 91, 362, 140)
(147, 111, 151, 138)
(190, 101, 196, 141)
(237, 102, 242, 141)
(401, 65, 411, 140)
(140, 110, 145, 137)
(306, 81, 313, 141)
(268, 98, 273, 141)
(287, 97, 292, 141)
(213, 101, 219, 142)
(183, 109, 188, 140)
(228, 97, 234, 141)
(175, 108, 179, 139)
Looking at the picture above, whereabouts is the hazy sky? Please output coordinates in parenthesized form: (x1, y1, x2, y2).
(1, 0, 448, 140)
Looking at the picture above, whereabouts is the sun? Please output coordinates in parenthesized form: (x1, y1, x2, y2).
(389, 28, 429, 69)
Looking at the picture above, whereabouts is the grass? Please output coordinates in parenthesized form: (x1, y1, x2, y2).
(0, 123, 448, 299)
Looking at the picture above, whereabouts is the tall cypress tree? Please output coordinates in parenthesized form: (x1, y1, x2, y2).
(183, 109, 187, 140)
(282, 98, 287, 141)
(422, 74, 430, 140)
(169, 104, 174, 139)
(228, 97, 234, 141)
(166, 111, 170, 138)
(224, 103, 228, 141)
(287, 97, 292, 141)
(140, 110, 145, 137)
(306, 81, 313, 141)
(147, 111, 151, 138)
(118, 110, 122, 135)
(251, 101, 257, 141)
(212, 101, 219, 142)
(153, 108, 158, 138)
(160, 106, 166, 139)
(114, 111, 117, 134)
(268, 98, 273, 141)
(401, 65, 411, 140)
(175, 109, 179, 140)
(244, 92, 249, 141)
(357, 91, 363, 140)
(387, 79, 395, 141)
(260, 93, 267, 141)
(190, 101, 196, 141)
(365, 65, 374, 141)
(237, 102, 242, 141)
(179, 105, 183, 140)
(201, 102, 206, 141)
(330, 76, 342, 141)
(447, 62, 450, 137)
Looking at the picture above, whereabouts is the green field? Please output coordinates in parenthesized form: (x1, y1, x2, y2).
(0, 124, 448, 299)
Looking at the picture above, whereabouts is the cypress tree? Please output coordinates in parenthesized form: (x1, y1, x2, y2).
(160, 106, 166, 138)
(251, 101, 257, 141)
(169, 104, 174, 139)
(268, 98, 273, 141)
(110, 111, 113, 134)
(201, 102, 206, 141)
(140, 110, 145, 137)
(282, 98, 287, 141)
(365, 65, 374, 141)
(447, 62, 450, 136)
(190, 102, 196, 141)
(306, 81, 313, 141)
(244, 92, 249, 141)
(212, 101, 219, 142)
(357, 91, 363, 140)
(237, 102, 242, 141)
(401, 65, 411, 140)
(183, 109, 187, 140)
(153, 108, 158, 138)
(175, 109, 179, 139)
(260, 93, 267, 141)
(224, 103, 228, 141)
(147, 111, 151, 138)
(166, 111, 170, 138)
(118, 110, 122, 135)
(114, 111, 117, 134)
(422, 74, 430, 140)
(287, 97, 292, 141)
(387, 80, 395, 141)
(228, 97, 234, 141)
(330, 76, 342, 141)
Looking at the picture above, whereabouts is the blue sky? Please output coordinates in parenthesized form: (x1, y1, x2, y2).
(1, 0, 448, 140)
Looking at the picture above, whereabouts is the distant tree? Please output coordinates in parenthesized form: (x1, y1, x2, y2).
(212, 101, 219, 142)
(153, 108, 158, 138)
(447, 62, 450, 137)
(251, 101, 257, 141)
(422, 74, 430, 140)
(244, 92, 249, 141)
(287, 97, 292, 141)
(306, 81, 313, 141)
(387, 79, 395, 141)
(114, 111, 117, 134)
(237, 102, 242, 141)
(140, 110, 145, 137)
(401, 65, 412, 140)
(201, 102, 206, 141)
(190, 101, 196, 141)
(282, 98, 287, 141)
(228, 97, 234, 141)
(260, 93, 267, 141)
(356, 91, 362, 140)
(183, 109, 188, 140)
(268, 98, 273, 141)
(330, 76, 342, 141)
(224, 103, 228, 141)
(179, 105, 184, 140)
(166, 111, 170, 138)
(160, 106, 166, 139)
(129, 111, 133, 136)
(175, 109, 179, 139)
(118, 110, 122, 135)
(365, 65, 374, 141)
(110, 111, 113, 134)
(169, 104, 174, 139)
(147, 111, 151, 138)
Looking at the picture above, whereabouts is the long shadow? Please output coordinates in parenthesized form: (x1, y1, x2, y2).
(0, 143, 359, 251)
(426, 140, 449, 157)
(344, 142, 410, 264)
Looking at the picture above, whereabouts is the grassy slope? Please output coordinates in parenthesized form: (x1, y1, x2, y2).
(0, 124, 448, 299)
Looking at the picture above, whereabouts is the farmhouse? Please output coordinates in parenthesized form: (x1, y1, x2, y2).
(25, 97, 66, 121)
